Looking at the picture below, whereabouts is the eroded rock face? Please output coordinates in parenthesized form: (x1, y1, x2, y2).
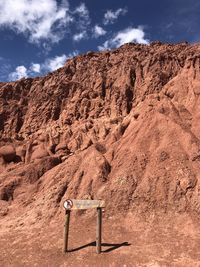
(1, 42, 200, 222)
(0, 145, 16, 162)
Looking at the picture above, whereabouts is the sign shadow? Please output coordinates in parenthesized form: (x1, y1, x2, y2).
(68, 241, 131, 253)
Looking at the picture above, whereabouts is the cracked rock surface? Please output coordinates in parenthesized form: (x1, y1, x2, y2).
(1, 42, 200, 224)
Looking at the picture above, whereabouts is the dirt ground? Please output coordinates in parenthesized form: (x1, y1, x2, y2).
(0, 212, 200, 267)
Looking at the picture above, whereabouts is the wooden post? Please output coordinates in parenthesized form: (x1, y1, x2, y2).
(63, 199, 105, 254)
(96, 207, 102, 254)
(63, 210, 71, 253)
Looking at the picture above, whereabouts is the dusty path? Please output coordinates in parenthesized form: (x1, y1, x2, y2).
(0, 213, 200, 267)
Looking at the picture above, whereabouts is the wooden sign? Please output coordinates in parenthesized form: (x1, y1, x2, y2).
(63, 199, 105, 210)
(63, 199, 105, 254)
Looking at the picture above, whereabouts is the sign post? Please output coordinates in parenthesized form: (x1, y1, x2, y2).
(63, 209, 71, 253)
(96, 207, 102, 254)
(63, 199, 105, 254)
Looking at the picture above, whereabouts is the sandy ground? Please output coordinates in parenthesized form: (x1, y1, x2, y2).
(0, 212, 200, 267)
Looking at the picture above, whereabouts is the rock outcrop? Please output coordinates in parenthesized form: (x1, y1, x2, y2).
(1, 42, 200, 224)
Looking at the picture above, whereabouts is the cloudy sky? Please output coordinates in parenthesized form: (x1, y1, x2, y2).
(0, 0, 199, 81)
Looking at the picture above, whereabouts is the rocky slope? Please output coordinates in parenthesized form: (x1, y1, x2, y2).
(1, 42, 200, 225)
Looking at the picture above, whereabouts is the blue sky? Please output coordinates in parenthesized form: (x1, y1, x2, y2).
(0, 0, 199, 82)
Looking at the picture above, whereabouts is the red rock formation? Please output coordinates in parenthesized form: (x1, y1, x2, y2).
(1, 42, 200, 223)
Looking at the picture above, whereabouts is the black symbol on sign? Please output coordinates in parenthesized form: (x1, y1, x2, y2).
(64, 199, 73, 209)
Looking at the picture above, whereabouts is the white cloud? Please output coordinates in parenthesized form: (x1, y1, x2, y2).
(71, 3, 90, 42)
(0, 1, 94, 46)
(9, 66, 28, 80)
(98, 27, 149, 50)
(43, 51, 79, 71)
(73, 31, 87, 42)
(72, 3, 90, 30)
(74, 3, 89, 17)
(30, 63, 41, 73)
(44, 54, 67, 71)
(8, 51, 79, 80)
(93, 25, 106, 38)
(103, 8, 127, 25)
(0, 0, 72, 44)
(67, 51, 79, 59)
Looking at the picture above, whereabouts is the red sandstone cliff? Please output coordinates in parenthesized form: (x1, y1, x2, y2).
(1, 42, 200, 225)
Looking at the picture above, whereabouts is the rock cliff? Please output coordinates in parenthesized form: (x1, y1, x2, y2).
(1, 42, 200, 224)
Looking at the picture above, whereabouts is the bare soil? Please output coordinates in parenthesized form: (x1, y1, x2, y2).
(1, 213, 200, 267)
